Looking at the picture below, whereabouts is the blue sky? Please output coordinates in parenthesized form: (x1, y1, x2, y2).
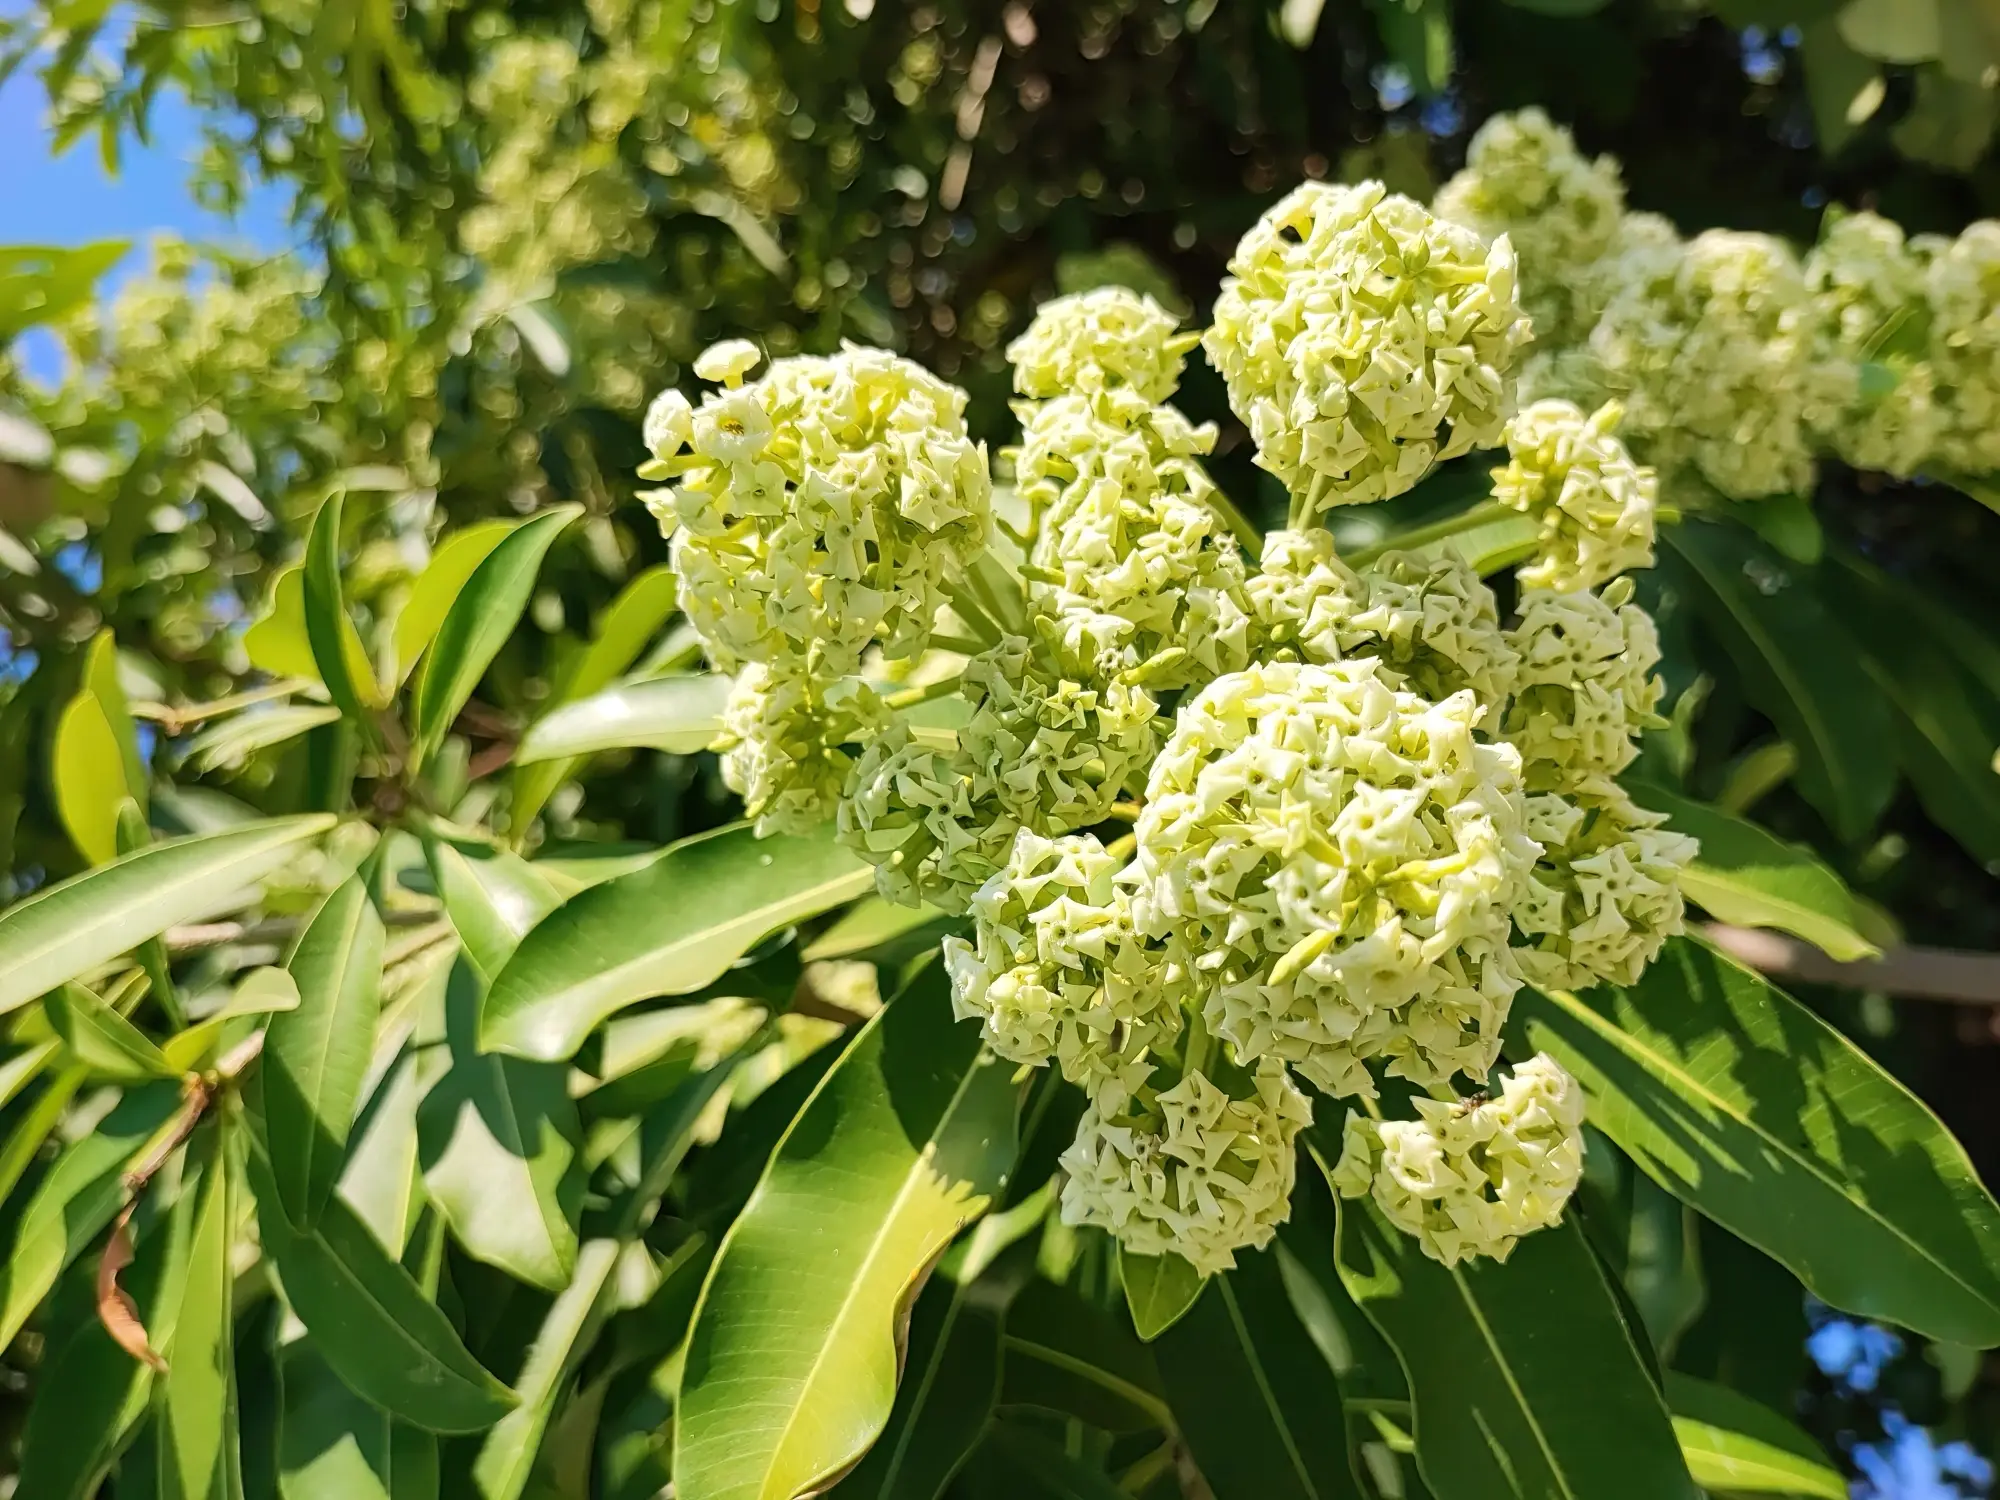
(0, 61, 290, 254)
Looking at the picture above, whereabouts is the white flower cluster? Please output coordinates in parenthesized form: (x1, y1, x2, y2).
(1011, 295, 1253, 687)
(1444, 109, 2000, 497)
(1206, 181, 1532, 515)
(644, 175, 1714, 1275)
(642, 341, 991, 677)
(1331, 1052, 1585, 1266)
(1435, 108, 1625, 346)
(1491, 399, 1658, 592)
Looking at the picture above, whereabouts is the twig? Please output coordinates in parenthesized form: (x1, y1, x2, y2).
(1703, 923, 2000, 1005)
(163, 908, 437, 953)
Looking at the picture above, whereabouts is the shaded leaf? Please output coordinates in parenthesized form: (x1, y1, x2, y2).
(675, 962, 1020, 1500)
(265, 876, 384, 1229)
(47, 980, 176, 1081)
(1513, 939, 2000, 1347)
(483, 823, 872, 1062)
(336, 1042, 430, 1260)
(1156, 1246, 1364, 1500)
(278, 1343, 440, 1500)
(1000, 1277, 1172, 1434)
(0, 815, 335, 1016)
(472, 1238, 620, 1500)
(1625, 782, 1878, 960)
(963, 1423, 1128, 1500)
(409, 505, 579, 767)
(513, 673, 730, 764)
(158, 1126, 242, 1500)
(1332, 1186, 1697, 1500)
(246, 1142, 517, 1434)
(1664, 521, 1895, 842)
(0, 1080, 181, 1350)
(834, 1274, 1001, 1500)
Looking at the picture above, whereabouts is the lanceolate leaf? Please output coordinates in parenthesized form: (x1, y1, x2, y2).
(425, 840, 562, 988)
(247, 1143, 517, 1434)
(265, 876, 385, 1229)
(1510, 937, 2000, 1347)
(278, 1343, 441, 1500)
(54, 688, 129, 864)
(244, 567, 322, 685)
(46, 981, 177, 1080)
(1663, 521, 1895, 842)
(0, 1080, 181, 1351)
(0, 815, 336, 1016)
(182, 705, 343, 775)
(1625, 782, 1879, 960)
(392, 519, 523, 686)
(409, 504, 580, 767)
(335, 1043, 429, 1259)
(303, 494, 383, 720)
(675, 963, 1020, 1500)
(84, 628, 147, 814)
(1331, 1187, 1698, 1500)
(483, 823, 872, 1062)
(512, 674, 730, 764)
(835, 1274, 1002, 1500)
(1155, 1247, 1365, 1500)
(472, 1238, 620, 1500)
(418, 960, 583, 1290)
(1664, 1373, 1845, 1499)
(14, 1151, 201, 1500)
(1122, 1249, 1208, 1343)
(158, 1127, 241, 1500)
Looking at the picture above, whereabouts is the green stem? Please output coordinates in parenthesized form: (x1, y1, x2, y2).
(885, 673, 966, 712)
(1204, 485, 1265, 556)
(1347, 497, 1515, 568)
(1182, 1007, 1212, 1081)
(942, 576, 1004, 649)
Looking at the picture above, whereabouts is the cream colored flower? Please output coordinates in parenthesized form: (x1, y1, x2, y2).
(1804, 211, 1939, 479)
(1128, 659, 1537, 1098)
(1331, 1052, 1585, 1265)
(692, 338, 764, 385)
(1492, 399, 1658, 591)
(1205, 180, 1531, 515)
(1924, 220, 2000, 475)
(1007, 287, 1199, 404)
(1060, 1061, 1311, 1274)
(1503, 581, 1662, 782)
(716, 664, 885, 837)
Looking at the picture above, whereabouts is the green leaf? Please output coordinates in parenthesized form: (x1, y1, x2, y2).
(246, 1142, 517, 1433)
(83, 629, 146, 812)
(244, 567, 323, 685)
(0, 1079, 181, 1351)
(1664, 1373, 1844, 1499)
(425, 840, 562, 988)
(963, 1423, 1128, 1500)
(1500, 0, 1612, 14)
(1122, 1249, 1208, 1342)
(1663, 522, 1895, 842)
(183, 705, 344, 775)
(0, 815, 335, 1016)
(472, 1238, 620, 1500)
(0, 239, 129, 338)
(999, 1278, 1172, 1434)
(409, 505, 579, 768)
(0, 1065, 87, 1211)
(47, 980, 177, 1080)
(15, 1145, 200, 1500)
(1156, 1246, 1365, 1500)
(162, 968, 303, 1075)
(483, 823, 872, 1062)
(278, 1343, 440, 1500)
(1624, 782, 1878, 960)
(55, 690, 129, 864)
(1839, 0, 1940, 61)
(335, 1042, 429, 1259)
(265, 875, 385, 1229)
(1510, 937, 2000, 1346)
(1332, 1188, 1698, 1500)
(835, 1274, 1001, 1500)
(392, 520, 524, 686)
(675, 962, 1020, 1500)
(303, 495, 384, 720)
(513, 674, 730, 764)
(509, 562, 684, 832)
(158, 1127, 242, 1500)
(1738, 495, 1824, 567)
(419, 959, 583, 1290)
(1824, 555, 2000, 865)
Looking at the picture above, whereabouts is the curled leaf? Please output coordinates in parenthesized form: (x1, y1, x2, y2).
(96, 1207, 165, 1373)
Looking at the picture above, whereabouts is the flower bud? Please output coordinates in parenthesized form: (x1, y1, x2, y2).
(1492, 399, 1658, 592)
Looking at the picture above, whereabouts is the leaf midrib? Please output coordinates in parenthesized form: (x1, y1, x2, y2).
(1218, 1278, 1321, 1500)
(1444, 1264, 1576, 1499)
(1542, 983, 2000, 1318)
(758, 1052, 995, 1499)
(1674, 1423, 1844, 1499)
(286, 888, 370, 1205)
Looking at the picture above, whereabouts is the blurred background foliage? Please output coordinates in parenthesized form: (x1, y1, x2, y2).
(4, 0, 2000, 1493)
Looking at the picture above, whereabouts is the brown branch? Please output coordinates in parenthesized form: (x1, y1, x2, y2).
(1703, 924, 2000, 1005)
